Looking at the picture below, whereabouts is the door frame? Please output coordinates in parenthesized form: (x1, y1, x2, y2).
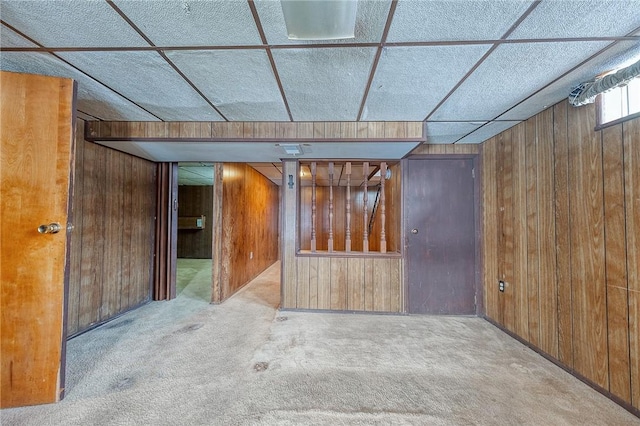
(402, 154, 483, 315)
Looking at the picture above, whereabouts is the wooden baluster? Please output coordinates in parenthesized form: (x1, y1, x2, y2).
(328, 162, 334, 252)
(311, 162, 317, 252)
(363, 161, 369, 253)
(380, 162, 387, 253)
(345, 162, 352, 252)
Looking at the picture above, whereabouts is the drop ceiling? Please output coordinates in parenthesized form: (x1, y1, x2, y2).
(1, 0, 639, 161)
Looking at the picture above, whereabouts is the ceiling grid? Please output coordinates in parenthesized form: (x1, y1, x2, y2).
(0, 0, 638, 149)
(106, 0, 228, 121)
(247, 0, 294, 121)
(356, 0, 398, 121)
(422, 0, 542, 122)
(0, 19, 162, 120)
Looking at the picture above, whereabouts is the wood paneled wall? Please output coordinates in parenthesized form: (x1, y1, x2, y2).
(67, 119, 157, 337)
(411, 143, 480, 155)
(282, 161, 403, 312)
(177, 185, 213, 259)
(86, 121, 424, 141)
(482, 101, 640, 411)
(212, 163, 279, 302)
(293, 256, 402, 312)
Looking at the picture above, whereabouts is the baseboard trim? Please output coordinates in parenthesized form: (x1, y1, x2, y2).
(279, 307, 407, 316)
(483, 316, 639, 419)
(67, 298, 151, 340)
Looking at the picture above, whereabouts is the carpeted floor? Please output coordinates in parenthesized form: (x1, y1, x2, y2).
(2, 261, 638, 425)
(176, 258, 213, 302)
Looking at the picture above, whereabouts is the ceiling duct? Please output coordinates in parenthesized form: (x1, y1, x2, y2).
(281, 0, 358, 40)
(569, 58, 640, 107)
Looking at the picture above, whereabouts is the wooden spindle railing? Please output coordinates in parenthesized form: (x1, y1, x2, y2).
(301, 161, 396, 254)
(380, 162, 387, 253)
(328, 162, 334, 252)
(311, 162, 317, 252)
(345, 162, 352, 252)
(363, 161, 369, 253)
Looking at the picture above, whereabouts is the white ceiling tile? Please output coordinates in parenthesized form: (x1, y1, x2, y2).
(178, 165, 214, 185)
(426, 122, 488, 144)
(0, 0, 148, 47)
(431, 41, 611, 121)
(387, 0, 535, 42)
(457, 121, 521, 144)
(499, 41, 640, 120)
(179, 166, 214, 180)
(76, 111, 98, 121)
(112, 0, 263, 46)
(97, 142, 156, 161)
(57, 51, 224, 121)
(362, 45, 491, 120)
(0, 52, 159, 121)
(509, 0, 640, 39)
(0, 25, 38, 48)
(165, 50, 289, 121)
(255, 0, 391, 45)
(272, 47, 377, 120)
(250, 164, 283, 181)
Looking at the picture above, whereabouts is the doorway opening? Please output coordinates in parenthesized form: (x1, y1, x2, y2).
(176, 163, 214, 302)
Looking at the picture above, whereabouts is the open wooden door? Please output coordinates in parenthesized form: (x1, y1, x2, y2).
(1, 71, 76, 407)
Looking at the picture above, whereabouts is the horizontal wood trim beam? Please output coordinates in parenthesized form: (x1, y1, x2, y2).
(297, 250, 402, 259)
(85, 121, 425, 142)
(86, 137, 426, 143)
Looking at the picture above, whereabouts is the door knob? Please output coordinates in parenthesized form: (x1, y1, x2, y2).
(411, 228, 418, 234)
(38, 223, 61, 234)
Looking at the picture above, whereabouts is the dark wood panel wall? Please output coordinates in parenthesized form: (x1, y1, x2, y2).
(67, 119, 157, 337)
(86, 121, 424, 141)
(482, 101, 640, 412)
(177, 185, 213, 259)
(212, 163, 279, 302)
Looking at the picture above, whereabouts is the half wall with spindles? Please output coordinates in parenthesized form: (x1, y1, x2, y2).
(299, 161, 401, 254)
(284, 160, 403, 313)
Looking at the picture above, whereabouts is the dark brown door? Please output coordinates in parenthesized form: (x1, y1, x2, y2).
(406, 158, 476, 314)
(1, 71, 75, 407)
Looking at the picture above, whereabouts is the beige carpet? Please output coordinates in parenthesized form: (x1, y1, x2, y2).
(2, 261, 638, 425)
(176, 258, 213, 302)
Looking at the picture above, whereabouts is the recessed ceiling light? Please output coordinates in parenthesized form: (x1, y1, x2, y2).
(281, 0, 357, 40)
(278, 144, 303, 155)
